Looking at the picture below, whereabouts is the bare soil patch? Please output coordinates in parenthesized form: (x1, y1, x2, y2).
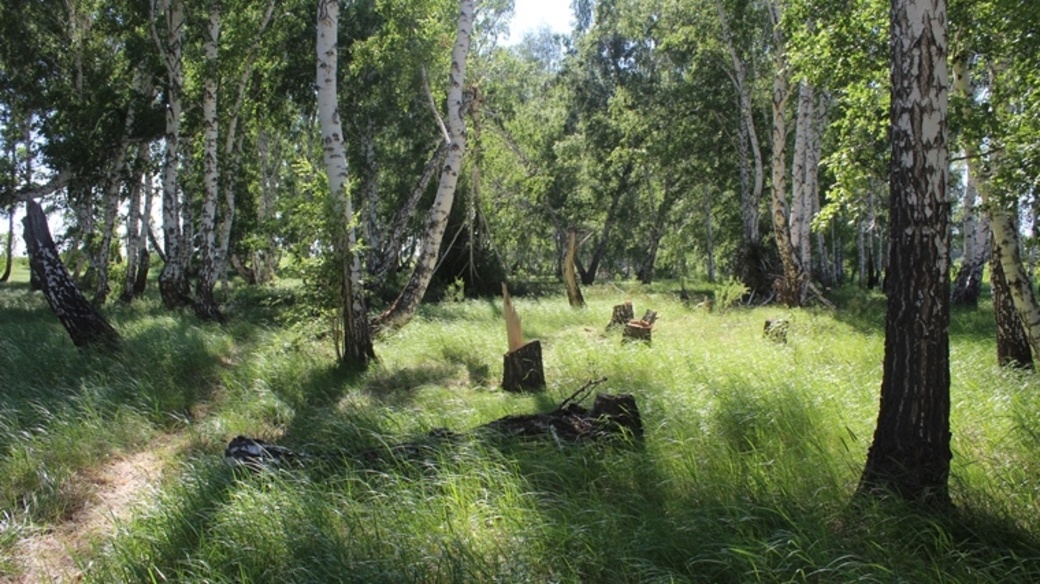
(4, 436, 186, 584)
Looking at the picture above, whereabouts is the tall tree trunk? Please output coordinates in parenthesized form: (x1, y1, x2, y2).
(215, 0, 277, 290)
(195, 0, 224, 322)
(767, 0, 806, 307)
(949, 56, 988, 307)
(121, 142, 150, 302)
(714, 0, 763, 247)
(790, 80, 814, 270)
(134, 180, 155, 296)
(94, 68, 143, 305)
(154, 0, 192, 309)
(2, 120, 17, 283)
(858, 0, 951, 508)
(317, 0, 375, 367)
(581, 163, 631, 286)
(253, 129, 280, 284)
(369, 141, 447, 287)
(637, 183, 678, 285)
(376, 0, 474, 330)
(952, 52, 1040, 361)
(990, 230, 1033, 369)
(1, 208, 12, 283)
(23, 200, 121, 349)
(360, 120, 382, 273)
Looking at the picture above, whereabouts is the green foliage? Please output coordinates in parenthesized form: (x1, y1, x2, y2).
(715, 276, 750, 312)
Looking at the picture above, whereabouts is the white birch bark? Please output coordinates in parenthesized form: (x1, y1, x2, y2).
(122, 142, 149, 302)
(952, 53, 1040, 358)
(153, 0, 191, 307)
(767, 0, 806, 306)
(377, 0, 475, 329)
(317, 0, 375, 366)
(714, 0, 763, 245)
(790, 80, 814, 270)
(196, 0, 223, 319)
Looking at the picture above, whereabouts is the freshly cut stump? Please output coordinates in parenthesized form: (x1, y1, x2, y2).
(502, 339, 545, 392)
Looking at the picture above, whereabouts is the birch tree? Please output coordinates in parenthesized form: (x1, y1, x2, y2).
(196, 0, 224, 321)
(153, 0, 193, 309)
(376, 0, 475, 330)
(858, 0, 951, 507)
(767, 0, 808, 306)
(317, 0, 375, 367)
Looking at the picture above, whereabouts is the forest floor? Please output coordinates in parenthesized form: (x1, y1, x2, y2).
(4, 435, 187, 584)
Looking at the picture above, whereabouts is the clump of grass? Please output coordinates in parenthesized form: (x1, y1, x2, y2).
(7, 277, 1040, 582)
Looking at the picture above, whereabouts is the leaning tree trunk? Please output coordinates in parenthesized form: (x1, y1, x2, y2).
(857, 0, 951, 508)
(22, 200, 121, 349)
(376, 0, 474, 330)
(154, 0, 192, 309)
(990, 230, 1033, 369)
(369, 142, 447, 288)
(317, 0, 375, 367)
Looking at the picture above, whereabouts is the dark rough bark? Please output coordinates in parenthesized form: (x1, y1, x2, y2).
(132, 249, 151, 298)
(623, 321, 652, 343)
(857, 0, 951, 508)
(227, 390, 642, 471)
(481, 393, 643, 442)
(607, 302, 634, 330)
(991, 233, 1033, 369)
(22, 200, 121, 349)
(502, 340, 545, 392)
(341, 272, 376, 368)
(950, 255, 985, 307)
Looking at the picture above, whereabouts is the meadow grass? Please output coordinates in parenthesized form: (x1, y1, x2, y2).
(3, 271, 1040, 582)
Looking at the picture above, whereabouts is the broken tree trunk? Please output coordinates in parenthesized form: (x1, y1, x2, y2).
(623, 310, 657, 343)
(226, 382, 643, 472)
(481, 393, 643, 442)
(502, 340, 545, 392)
(607, 301, 634, 330)
(22, 200, 121, 349)
(564, 227, 586, 308)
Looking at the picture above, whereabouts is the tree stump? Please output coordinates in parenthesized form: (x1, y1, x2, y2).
(623, 320, 653, 343)
(764, 318, 789, 343)
(606, 302, 634, 329)
(502, 340, 545, 392)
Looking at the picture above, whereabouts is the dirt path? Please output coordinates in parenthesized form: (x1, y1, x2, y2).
(4, 437, 186, 584)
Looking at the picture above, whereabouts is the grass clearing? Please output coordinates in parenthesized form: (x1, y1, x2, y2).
(3, 275, 1040, 582)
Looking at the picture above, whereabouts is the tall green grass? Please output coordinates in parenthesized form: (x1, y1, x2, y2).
(4, 275, 1040, 582)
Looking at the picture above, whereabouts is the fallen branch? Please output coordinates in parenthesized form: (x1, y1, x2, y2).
(226, 381, 642, 471)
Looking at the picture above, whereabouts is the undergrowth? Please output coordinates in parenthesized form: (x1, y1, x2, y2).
(2, 272, 1040, 582)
